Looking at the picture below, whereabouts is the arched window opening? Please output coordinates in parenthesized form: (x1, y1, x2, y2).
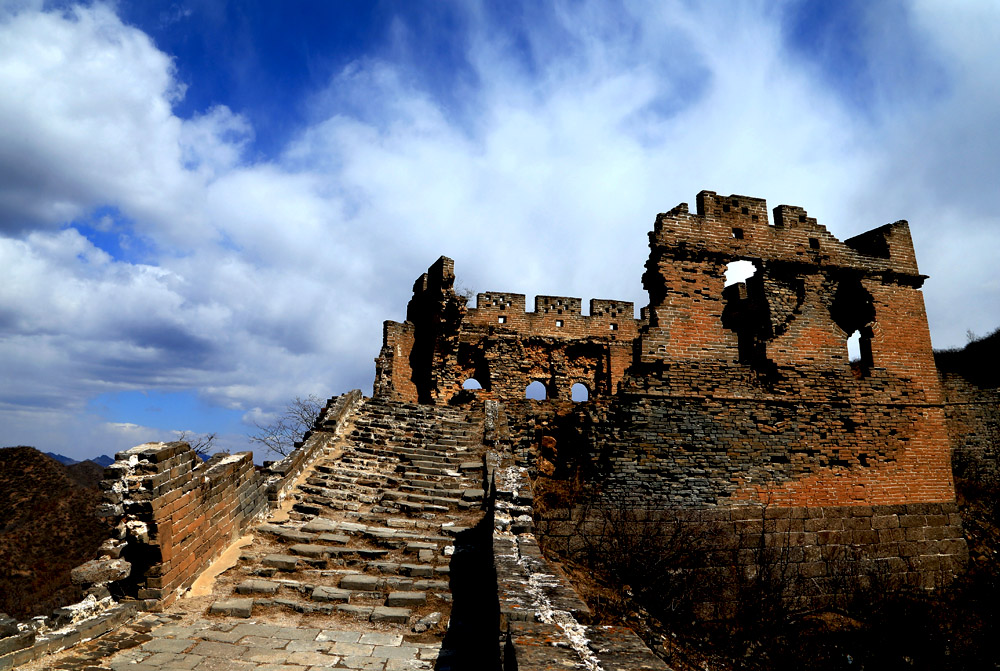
(571, 383, 590, 402)
(462, 378, 483, 390)
(525, 380, 547, 400)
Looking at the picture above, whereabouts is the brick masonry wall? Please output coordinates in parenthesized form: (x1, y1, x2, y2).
(576, 191, 956, 509)
(262, 390, 364, 505)
(940, 372, 1000, 482)
(100, 443, 267, 611)
(536, 502, 968, 611)
(373, 190, 968, 603)
(375, 321, 418, 402)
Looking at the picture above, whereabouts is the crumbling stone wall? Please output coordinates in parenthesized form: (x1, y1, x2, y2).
(375, 259, 642, 405)
(623, 191, 954, 508)
(92, 391, 361, 611)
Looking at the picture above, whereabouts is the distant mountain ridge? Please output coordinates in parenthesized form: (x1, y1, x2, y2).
(42, 451, 115, 467)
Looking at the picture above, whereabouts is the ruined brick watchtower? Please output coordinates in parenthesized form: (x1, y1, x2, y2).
(374, 190, 967, 591)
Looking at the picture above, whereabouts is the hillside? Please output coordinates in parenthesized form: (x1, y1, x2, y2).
(0, 447, 107, 619)
(935, 327, 1000, 388)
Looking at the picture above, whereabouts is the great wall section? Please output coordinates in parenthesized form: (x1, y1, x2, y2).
(3, 190, 998, 670)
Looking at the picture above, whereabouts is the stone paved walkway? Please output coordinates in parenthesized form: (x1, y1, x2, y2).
(107, 619, 440, 671)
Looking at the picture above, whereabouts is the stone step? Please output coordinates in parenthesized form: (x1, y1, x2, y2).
(235, 579, 281, 595)
(385, 591, 427, 608)
(397, 486, 467, 502)
(256, 523, 318, 544)
(368, 561, 450, 577)
(288, 543, 391, 560)
(300, 496, 362, 512)
(383, 491, 464, 508)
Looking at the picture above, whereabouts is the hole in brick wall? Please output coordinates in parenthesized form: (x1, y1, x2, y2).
(847, 331, 861, 361)
(741, 206, 748, 215)
(498, 316, 506, 324)
(732, 228, 744, 240)
(724, 260, 757, 287)
(809, 237, 820, 250)
(752, 214, 758, 221)
(723, 204, 731, 213)
(847, 328, 874, 376)
(610, 323, 618, 331)
(571, 383, 590, 402)
(556, 319, 564, 327)
(462, 378, 483, 390)
(799, 214, 807, 222)
(722, 259, 773, 371)
(830, 276, 876, 375)
(732, 199, 739, 206)
(525, 381, 547, 400)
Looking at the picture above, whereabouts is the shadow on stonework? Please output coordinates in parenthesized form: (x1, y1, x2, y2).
(436, 505, 501, 670)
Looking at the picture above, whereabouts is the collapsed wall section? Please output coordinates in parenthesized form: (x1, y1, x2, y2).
(374, 257, 643, 404)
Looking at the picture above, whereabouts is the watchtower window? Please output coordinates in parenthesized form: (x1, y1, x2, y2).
(525, 381, 547, 400)
(498, 316, 507, 324)
(571, 383, 590, 402)
(829, 276, 876, 376)
(847, 328, 874, 376)
(721, 259, 771, 370)
(609, 323, 618, 331)
(809, 237, 820, 250)
(724, 259, 757, 287)
(555, 320, 564, 327)
(732, 228, 744, 240)
(462, 378, 483, 390)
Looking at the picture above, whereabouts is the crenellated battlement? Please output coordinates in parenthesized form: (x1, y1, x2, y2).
(655, 191, 922, 278)
(464, 292, 638, 344)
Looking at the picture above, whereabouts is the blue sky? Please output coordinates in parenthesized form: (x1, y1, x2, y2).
(1, 0, 999, 461)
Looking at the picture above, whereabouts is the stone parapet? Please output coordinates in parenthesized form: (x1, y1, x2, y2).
(262, 389, 364, 505)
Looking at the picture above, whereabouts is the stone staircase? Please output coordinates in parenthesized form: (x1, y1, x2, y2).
(208, 398, 487, 650)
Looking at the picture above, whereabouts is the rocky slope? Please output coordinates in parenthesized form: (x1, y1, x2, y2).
(0, 447, 107, 619)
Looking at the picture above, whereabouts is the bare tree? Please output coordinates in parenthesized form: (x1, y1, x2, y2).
(247, 395, 323, 458)
(176, 431, 218, 459)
